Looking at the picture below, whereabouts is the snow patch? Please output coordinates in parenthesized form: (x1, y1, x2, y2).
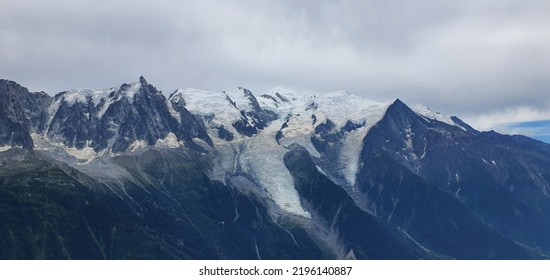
(62, 88, 114, 107)
(31, 133, 103, 164)
(124, 81, 142, 103)
(411, 104, 464, 130)
(405, 127, 414, 149)
(129, 139, 148, 152)
(46, 98, 62, 127)
(172, 88, 245, 139)
(97, 97, 115, 119)
(316, 165, 327, 176)
(0, 145, 20, 152)
(339, 130, 368, 186)
(30, 134, 134, 180)
(225, 87, 255, 112)
(155, 133, 181, 148)
(47, 79, 144, 124)
(334, 106, 391, 186)
(166, 99, 181, 123)
(399, 227, 431, 253)
(65, 147, 98, 163)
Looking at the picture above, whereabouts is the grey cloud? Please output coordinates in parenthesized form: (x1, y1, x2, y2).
(1, 0, 550, 126)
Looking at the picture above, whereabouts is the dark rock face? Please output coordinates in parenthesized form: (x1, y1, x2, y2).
(46, 93, 101, 149)
(0, 79, 46, 149)
(17, 90, 51, 133)
(1, 77, 212, 153)
(355, 99, 550, 258)
(356, 148, 531, 259)
(310, 119, 341, 171)
(169, 91, 213, 146)
(216, 125, 234, 141)
(45, 77, 211, 152)
(99, 78, 181, 152)
(284, 148, 426, 260)
(230, 87, 278, 137)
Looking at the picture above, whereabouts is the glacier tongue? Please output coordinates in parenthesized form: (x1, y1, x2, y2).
(238, 119, 311, 218)
(209, 119, 312, 218)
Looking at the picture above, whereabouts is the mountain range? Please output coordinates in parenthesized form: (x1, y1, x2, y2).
(1, 77, 550, 259)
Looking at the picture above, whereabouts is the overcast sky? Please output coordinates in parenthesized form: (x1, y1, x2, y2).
(1, 0, 550, 139)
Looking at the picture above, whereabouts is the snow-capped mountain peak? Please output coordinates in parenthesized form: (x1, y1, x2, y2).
(51, 76, 157, 109)
(47, 77, 150, 125)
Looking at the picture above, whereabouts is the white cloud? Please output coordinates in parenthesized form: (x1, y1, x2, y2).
(1, 0, 550, 123)
(464, 106, 550, 136)
(504, 126, 550, 139)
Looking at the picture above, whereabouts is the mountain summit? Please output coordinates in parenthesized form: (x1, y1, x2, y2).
(1, 77, 549, 259)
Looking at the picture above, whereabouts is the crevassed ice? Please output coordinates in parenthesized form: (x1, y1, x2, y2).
(237, 119, 311, 218)
(225, 87, 256, 111)
(172, 88, 244, 126)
